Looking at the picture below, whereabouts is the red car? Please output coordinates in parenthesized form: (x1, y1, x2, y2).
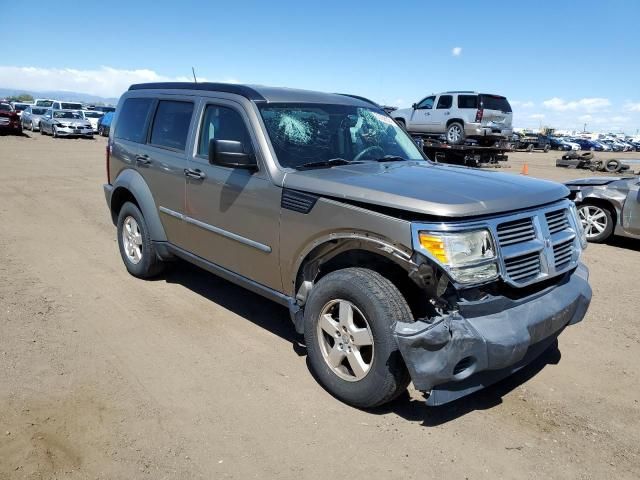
(0, 102, 22, 134)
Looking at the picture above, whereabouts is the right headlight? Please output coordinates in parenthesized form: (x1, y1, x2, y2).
(418, 229, 499, 285)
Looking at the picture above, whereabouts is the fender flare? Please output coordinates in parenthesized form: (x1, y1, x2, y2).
(110, 168, 167, 242)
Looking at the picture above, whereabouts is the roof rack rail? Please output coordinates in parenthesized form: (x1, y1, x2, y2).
(128, 82, 266, 101)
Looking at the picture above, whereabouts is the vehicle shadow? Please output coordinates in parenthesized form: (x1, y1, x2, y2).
(161, 260, 563, 424)
(162, 260, 303, 349)
(608, 235, 640, 252)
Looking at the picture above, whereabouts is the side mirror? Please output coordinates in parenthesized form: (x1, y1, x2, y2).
(209, 139, 256, 169)
(412, 103, 418, 109)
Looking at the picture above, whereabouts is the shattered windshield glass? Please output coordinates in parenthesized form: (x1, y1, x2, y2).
(258, 103, 424, 169)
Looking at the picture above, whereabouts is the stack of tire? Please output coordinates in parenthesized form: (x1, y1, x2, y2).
(561, 152, 628, 173)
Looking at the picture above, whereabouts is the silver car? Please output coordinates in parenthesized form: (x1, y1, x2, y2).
(567, 177, 640, 242)
(39, 109, 94, 138)
(20, 106, 49, 132)
(391, 91, 513, 146)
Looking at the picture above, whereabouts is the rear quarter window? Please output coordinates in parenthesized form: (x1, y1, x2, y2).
(114, 98, 154, 143)
(457, 95, 478, 109)
(480, 95, 512, 112)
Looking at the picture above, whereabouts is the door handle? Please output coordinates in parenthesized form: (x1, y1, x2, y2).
(136, 154, 151, 165)
(184, 168, 206, 180)
(444, 112, 450, 115)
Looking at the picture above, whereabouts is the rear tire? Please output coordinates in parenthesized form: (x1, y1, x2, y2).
(116, 202, 165, 278)
(446, 122, 465, 145)
(303, 268, 413, 408)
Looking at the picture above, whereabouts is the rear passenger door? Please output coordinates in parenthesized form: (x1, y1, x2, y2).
(182, 100, 282, 291)
(114, 96, 194, 247)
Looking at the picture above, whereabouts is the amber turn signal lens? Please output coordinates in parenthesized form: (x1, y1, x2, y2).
(418, 233, 449, 264)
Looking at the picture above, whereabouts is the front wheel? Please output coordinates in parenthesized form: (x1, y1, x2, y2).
(446, 122, 465, 145)
(116, 202, 165, 278)
(578, 203, 614, 243)
(52, 126, 58, 138)
(303, 268, 413, 408)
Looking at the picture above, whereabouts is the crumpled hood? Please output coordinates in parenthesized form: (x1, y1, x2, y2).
(283, 161, 569, 218)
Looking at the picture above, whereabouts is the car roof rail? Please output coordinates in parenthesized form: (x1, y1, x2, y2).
(128, 82, 266, 101)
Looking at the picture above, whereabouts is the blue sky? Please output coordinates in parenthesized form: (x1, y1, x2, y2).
(2, 0, 639, 132)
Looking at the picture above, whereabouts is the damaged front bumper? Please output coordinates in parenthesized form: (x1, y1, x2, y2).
(394, 263, 591, 406)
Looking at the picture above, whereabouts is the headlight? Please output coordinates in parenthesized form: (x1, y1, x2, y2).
(418, 229, 499, 284)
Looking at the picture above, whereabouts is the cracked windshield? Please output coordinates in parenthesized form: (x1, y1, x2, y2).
(259, 103, 424, 168)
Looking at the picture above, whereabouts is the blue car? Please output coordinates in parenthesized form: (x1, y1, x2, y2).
(570, 138, 605, 151)
(97, 111, 114, 136)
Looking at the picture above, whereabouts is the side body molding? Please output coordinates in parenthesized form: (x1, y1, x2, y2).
(108, 168, 168, 242)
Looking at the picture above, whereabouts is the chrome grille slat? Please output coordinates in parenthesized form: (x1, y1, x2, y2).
(546, 209, 570, 234)
(496, 217, 536, 246)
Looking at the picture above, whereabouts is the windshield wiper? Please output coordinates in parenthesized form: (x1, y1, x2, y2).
(370, 155, 406, 162)
(298, 158, 364, 170)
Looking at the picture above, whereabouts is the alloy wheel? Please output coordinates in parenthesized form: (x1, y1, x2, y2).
(122, 216, 143, 264)
(578, 205, 608, 239)
(447, 125, 462, 143)
(316, 299, 374, 382)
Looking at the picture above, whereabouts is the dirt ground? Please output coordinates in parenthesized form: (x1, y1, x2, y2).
(1, 133, 639, 479)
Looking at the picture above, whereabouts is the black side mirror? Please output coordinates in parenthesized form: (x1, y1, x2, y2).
(209, 139, 256, 169)
(412, 103, 418, 109)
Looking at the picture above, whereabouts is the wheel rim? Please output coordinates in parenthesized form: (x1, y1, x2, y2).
(578, 205, 608, 239)
(122, 216, 143, 264)
(316, 299, 374, 382)
(447, 125, 462, 143)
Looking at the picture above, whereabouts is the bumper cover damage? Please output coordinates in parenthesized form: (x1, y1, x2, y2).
(394, 263, 591, 406)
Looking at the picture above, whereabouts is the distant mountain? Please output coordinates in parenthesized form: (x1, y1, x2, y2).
(0, 87, 118, 106)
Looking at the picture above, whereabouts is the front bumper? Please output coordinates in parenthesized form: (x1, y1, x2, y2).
(394, 263, 591, 406)
(54, 125, 93, 136)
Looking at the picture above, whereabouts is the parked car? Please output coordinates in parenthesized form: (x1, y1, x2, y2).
(103, 82, 591, 408)
(391, 91, 513, 146)
(20, 105, 49, 131)
(34, 99, 54, 107)
(81, 110, 104, 133)
(51, 100, 85, 110)
(600, 139, 623, 152)
(39, 109, 94, 138)
(512, 132, 550, 152)
(550, 137, 580, 151)
(567, 177, 640, 242)
(0, 102, 22, 134)
(570, 138, 606, 151)
(11, 102, 33, 117)
(97, 111, 114, 136)
(94, 106, 116, 113)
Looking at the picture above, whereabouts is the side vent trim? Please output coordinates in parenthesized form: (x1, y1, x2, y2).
(281, 189, 319, 214)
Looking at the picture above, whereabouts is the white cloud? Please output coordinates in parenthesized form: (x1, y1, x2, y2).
(0, 65, 237, 98)
(542, 97, 611, 112)
(624, 102, 640, 112)
(511, 100, 535, 108)
(451, 47, 462, 56)
(529, 113, 545, 120)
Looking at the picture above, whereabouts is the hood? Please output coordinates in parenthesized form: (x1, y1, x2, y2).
(283, 161, 569, 218)
(55, 118, 91, 126)
(0, 110, 18, 119)
(565, 177, 634, 187)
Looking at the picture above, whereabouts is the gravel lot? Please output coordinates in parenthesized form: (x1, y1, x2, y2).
(1, 133, 639, 479)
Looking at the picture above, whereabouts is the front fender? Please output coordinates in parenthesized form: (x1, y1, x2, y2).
(105, 168, 167, 242)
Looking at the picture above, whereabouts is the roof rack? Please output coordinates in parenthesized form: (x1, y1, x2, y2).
(444, 90, 476, 94)
(128, 82, 266, 101)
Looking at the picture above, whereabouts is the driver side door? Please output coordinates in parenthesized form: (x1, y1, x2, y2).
(409, 96, 435, 133)
(621, 181, 640, 235)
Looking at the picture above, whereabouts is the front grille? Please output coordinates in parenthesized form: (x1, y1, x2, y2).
(546, 209, 570, 234)
(504, 251, 541, 282)
(553, 239, 574, 270)
(496, 217, 536, 246)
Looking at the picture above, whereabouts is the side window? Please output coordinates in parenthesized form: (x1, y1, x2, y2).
(458, 95, 479, 109)
(417, 96, 435, 109)
(114, 98, 153, 143)
(436, 95, 453, 109)
(149, 100, 194, 151)
(197, 105, 253, 157)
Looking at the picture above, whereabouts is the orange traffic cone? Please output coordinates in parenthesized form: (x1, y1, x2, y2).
(521, 162, 529, 175)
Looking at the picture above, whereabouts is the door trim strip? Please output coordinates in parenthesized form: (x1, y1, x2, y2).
(159, 206, 272, 253)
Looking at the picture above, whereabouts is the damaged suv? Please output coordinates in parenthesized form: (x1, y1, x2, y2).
(104, 83, 592, 408)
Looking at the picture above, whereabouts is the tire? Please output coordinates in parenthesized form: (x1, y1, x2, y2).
(526, 144, 534, 152)
(446, 122, 465, 145)
(31, 121, 35, 132)
(52, 126, 58, 138)
(590, 146, 595, 151)
(604, 159, 622, 173)
(98, 125, 104, 136)
(580, 152, 594, 160)
(303, 267, 413, 408)
(543, 144, 550, 153)
(116, 202, 165, 278)
(577, 203, 614, 243)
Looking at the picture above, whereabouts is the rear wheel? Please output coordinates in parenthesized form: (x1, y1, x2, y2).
(578, 203, 614, 243)
(304, 267, 413, 408)
(446, 122, 465, 145)
(116, 202, 165, 278)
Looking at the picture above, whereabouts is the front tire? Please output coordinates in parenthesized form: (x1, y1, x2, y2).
(52, 126, 58, 138)
(446, 122, 465, 145)
(578, 203, 614, 243)
(116, 202, 165, 278)
(303, 268, 413, 408)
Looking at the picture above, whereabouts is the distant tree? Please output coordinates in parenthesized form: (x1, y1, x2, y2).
(7, 94, 35, 102)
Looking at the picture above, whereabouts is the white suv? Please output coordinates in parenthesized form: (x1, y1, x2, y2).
(392, 91, 513, 146)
